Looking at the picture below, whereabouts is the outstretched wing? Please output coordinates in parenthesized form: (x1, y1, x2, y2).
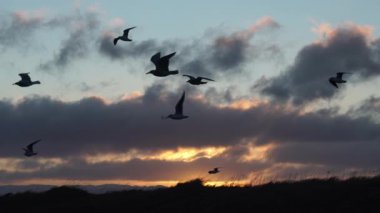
(336, 72, 350, 79)
(199, 77, 215, 81)
(151, 52, 161, 68)
(183, 74, 195, 80)
(175, 91, 185, 115)
(329, 79, 338, 88)
(157, 52, 176, 71)
(123, 27, 136, 37)
(27, 139, 41, 151)
(19, 73, 31, 81)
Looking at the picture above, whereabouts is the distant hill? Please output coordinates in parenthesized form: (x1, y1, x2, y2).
(0, 184, 164, 195)
(2, 177, 380, 213)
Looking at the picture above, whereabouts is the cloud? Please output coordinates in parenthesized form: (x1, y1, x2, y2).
(180, 17, 281, 78)
(261, 23, 380, 105)
(39, 10, 101, 71)
(0, 154, 268, 183)
(210, 16, 280, 70)
(97, 17, 281, 78)
(97, 31, 177, 60)
(269, 142, 380, 168)
(0, 10, 46, 49)
(1, 83, 380, 159)
(1, 87, 380, 183)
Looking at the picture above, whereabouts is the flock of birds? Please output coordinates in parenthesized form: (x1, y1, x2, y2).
(12, 27, 351, 176)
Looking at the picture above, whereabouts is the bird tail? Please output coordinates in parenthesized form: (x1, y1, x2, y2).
(34, 81, 41, 84)
(169, 70, 179, 75)
(113, 37, 119, 45)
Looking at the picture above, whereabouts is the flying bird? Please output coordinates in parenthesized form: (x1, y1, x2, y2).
(23, 140, 41, 157)
(146, 52, 179, 77)
(113, 27, 136, 45)
(329, 72, 351, 88)
(183, 74, 214, 85)
(208, 167, 221, 174)
(163, 91, 188, 120)
(13, 73, 41, 87)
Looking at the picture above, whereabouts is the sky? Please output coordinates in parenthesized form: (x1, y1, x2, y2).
(1, 0, 380, 186)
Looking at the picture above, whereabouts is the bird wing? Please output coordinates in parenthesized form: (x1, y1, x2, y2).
(183, 74, 195, 80)
(123, 27, 136, 37)
(151, 52, 161, 68)
(336, 72, 351, 79)
(329, 79, 338, 88)
(158, 52, 176, 71)
(175, 91, 185, 115)
(27, 139, 41, 151)
(199, 77, 215, 81)
(19, 73, 31, 81)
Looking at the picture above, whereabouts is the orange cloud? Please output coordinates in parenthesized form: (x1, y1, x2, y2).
(312, 22, 375, 45)
(13, 10, 46, 24)
(219, 99, 267, 110)
(84, 146, 227, 164)
(239, 144, 274, 162)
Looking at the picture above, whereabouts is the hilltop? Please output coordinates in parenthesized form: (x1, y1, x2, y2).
(2, 177, 380, 213)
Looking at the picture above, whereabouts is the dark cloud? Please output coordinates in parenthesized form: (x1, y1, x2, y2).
(39, 11, 100, 71)
(180, 17, 281, 78)
(269, 142, 380, 168)
(261, 24, 380, 105)
(0, 10, 45, 49)
(98, 33, 178, 60)
(97, 17, 281, 78)
(1, 84, 380, 158)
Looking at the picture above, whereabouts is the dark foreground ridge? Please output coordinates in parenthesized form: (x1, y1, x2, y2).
(2, 177, 380, 213)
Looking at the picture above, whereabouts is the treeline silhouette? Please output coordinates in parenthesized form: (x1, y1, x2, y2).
(2, 177, 380, 213)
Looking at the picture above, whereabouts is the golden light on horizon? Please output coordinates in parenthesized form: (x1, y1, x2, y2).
(7, 178, 180, 187)
(84, 146, 227, 164)
(204, 180, 250, 187)
(152, 147, 226, 162)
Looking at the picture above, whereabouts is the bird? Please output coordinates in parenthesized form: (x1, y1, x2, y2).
(329, 72, 351, 88)
(163, 91, 188, 120)
(146, 52, 179, 77)
(208, 167, 221, 174)
(23, 140, 41, 157)
(13, 73, 41, 87)
(183, 74, 214, 85)
(113, 27, 136, 45)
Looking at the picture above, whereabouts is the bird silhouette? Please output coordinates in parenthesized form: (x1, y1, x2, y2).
(13, 73, 41, 87)
(208, 167, 221, 174)
(183, 74, 214, 85)
(23, 140, 41, 157)
(329, 72, 351, 88)
(163, 91, 188, 120)
(147, 52, 179, 77)
(113, 27, 136, 45)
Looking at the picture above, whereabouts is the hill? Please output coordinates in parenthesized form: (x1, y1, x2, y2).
(2, 177, 380, 213)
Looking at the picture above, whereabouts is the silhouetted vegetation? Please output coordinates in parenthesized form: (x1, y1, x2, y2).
(2, 177, 380, 213)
